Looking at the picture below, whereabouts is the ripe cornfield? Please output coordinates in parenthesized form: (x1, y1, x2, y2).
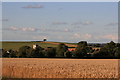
(2, 58, 119, 78)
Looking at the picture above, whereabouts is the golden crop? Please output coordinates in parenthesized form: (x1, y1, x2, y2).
(2, 58, 118, 78)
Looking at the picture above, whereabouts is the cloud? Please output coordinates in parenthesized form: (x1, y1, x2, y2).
(106, 22, 118, 26)
(9, 26, 37, 32)
(72, 33, 117, 42)
(10, 26, 19, 31)
(52, 22, 68, 25)
(6, 26, 72, 33)
(71, 21, 93, 26)
(82, 21, 93, 25)
(95, 34, 118, 41)
(73, 33, 92, 40)
(64, 28, 71, 32)
(22, 4, 44, 8)
(71, 22, 82, 25)
(21, 27, 36, 32)
(84, 33, 92, 39)
(41, 28, 72, 33)
(73, 33, 81, 38)
(102, 34, 118, 40)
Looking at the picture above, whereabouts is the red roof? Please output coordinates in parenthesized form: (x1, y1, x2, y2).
(68, 48, 75, 51)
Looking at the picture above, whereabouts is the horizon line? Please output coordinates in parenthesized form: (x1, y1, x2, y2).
(0, 40, 119, 43)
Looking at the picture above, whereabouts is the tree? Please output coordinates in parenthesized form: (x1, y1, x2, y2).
(64, 50, 72, 58)
(43, 39, 47, 42)
(114, 43, 120, 58)
(2, 49, 9, 58)
(31, 45, 44, 58)
(0, 49, 2, 58)
(106, 41, 116, 56)
(19, 46, 33, 58)
(35, 45, 44, 51)
(93, 47, 109, 57)
(94, 43, 101, 47)
(56, 43, 68, 57)
(8, 49, 17, 58)
(45, 47, 56, 57)
(114, 47, 120, 58)
(74, 41, 92, 58)
(94, 41, 116, 58)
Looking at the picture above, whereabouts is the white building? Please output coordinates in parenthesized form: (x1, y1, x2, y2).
(33, 44, 37, 49)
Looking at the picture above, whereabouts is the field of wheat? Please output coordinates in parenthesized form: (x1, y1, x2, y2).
(2, 58, 119, 78)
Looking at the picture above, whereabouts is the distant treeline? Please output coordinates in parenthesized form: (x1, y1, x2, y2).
(1, 41, 120, 58)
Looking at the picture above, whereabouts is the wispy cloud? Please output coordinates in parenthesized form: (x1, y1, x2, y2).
(64, 28, 69, 32)
(81, 21, 93, 25)
(10, 26, 18, 31)
(8, 26, 37, 32)
(102, 34, 118, 40)
(73, 33, 81, 38)
(106, 22, 118, 26)
(39, 28, 72, 33)
(52, 22, 68, 25)
(95, 34, 118, 41)
(71, 21, 93, 26)
(84, 33, 92, 39)
(71, 22, 81, 25)
(22, 4, 44, 8)
(73, 33, 92, 40)
(21, 27, 36, 32)
(4, 26, 72, 33)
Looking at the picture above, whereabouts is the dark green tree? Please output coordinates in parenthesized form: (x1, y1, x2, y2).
(64, 50, 72, 58)
(2, 49, 9, 58)
(94, 41, 116, 58)
(0, 49, 2, 58)
(114, 43, 120, 58)
(93, 47, 109, 57)
(8, 49, 17, 58)
(74, 41, 92, 58)
(45, 47, 56, 57)
(95, 43, 101, 47)
(31, 45, 44, 58)
(105, 41, 116, 56)
(43, 39, 47, 42)
(56, 43, 68, 57)
(19, 46, 33, 58)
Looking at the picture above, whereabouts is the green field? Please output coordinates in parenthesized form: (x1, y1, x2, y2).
(1, 41, 77, 51)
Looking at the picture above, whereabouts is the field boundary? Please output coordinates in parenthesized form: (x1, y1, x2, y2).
(1, 78, 118, 80)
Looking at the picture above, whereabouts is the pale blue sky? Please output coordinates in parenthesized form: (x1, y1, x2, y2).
(2, 2, 118, 43)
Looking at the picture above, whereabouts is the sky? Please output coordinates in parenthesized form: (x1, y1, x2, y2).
(2, 2, 118, 43)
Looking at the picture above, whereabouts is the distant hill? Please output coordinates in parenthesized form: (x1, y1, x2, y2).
(1, 41, 77, 50)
